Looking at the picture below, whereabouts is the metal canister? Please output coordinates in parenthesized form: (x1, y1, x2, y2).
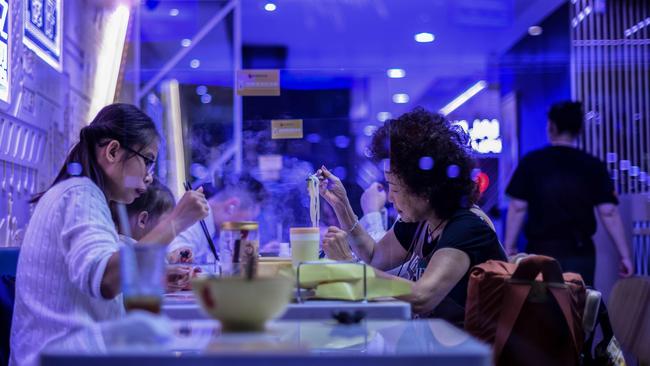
(219, 221, 259, 276)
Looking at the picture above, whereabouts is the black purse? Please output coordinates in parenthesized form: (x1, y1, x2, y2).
(581, 298, 626, 366)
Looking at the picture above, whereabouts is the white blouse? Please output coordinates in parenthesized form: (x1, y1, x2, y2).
(10, 177, 124, 366)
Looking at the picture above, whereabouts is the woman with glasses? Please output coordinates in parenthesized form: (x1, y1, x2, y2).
(10, 104, 209, 366)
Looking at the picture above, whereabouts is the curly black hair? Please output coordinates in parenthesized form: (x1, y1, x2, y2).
(369, 107, 479, 220)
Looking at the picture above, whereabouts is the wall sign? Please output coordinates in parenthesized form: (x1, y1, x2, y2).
(0, 0, 9, 102)
(271, 119, 303, 139)
(23, 0, 62, 70)
(236, 69, 280, 96)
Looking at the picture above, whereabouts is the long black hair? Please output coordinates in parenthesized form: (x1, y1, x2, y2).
(32, 103, 160, 203)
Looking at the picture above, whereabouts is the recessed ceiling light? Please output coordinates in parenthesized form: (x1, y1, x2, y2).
(181, 38, 191, 47)
(387, 68, 406, 78)
(528, 26, 543, 36)
(190, 59, 200, 69)
(196, 85, 207, 95)
(363, 125, 378, 137)
(414, 32, 435, 43)
(169, 8, 179, 17)
(377, 112, 392, 122)
(392, 93, 410, 104)
(264, 3, 277, 12)
(201, 94, 212, 104)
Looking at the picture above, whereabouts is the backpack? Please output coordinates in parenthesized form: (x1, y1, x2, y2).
(465, 255, 586, 366)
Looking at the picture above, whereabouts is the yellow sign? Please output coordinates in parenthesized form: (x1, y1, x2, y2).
(271, 119, 303, 139)
(236, 69, 280, 96)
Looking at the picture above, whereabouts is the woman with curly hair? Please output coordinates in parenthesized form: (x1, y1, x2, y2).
(318, 107, 506, 325)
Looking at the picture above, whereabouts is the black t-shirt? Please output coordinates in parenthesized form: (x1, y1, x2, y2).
(393, 209, 506, 324)
(506, 145, 617, 244)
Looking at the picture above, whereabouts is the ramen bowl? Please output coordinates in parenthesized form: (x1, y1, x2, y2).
(191, 276, 293, 332)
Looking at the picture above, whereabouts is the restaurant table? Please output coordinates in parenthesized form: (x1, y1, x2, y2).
(41, 317, 491, 366)
(162, 292, 412, 320)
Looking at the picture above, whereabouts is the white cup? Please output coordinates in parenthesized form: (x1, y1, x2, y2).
(290, 227, 320, 267)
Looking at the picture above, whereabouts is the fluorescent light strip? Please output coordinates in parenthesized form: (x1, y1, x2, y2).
(162, 79, 186, 199)
(571, 5, 592, 28)
(88, 5, 130, 122)
(624, 17, 650, 37)
(439, 81, 487, 116)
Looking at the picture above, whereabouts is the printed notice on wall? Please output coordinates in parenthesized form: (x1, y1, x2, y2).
(0, 0, 9, 102)
(236, 69, 280, 96)
(271, 119, 303, 139)
(24, 0, 62, 71)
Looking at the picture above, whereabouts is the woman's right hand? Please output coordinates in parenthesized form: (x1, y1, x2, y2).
(317, 165, 350, 208)
(170, 187, 209, 233)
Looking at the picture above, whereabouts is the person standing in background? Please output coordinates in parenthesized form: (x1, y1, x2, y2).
(504, 101, 633, 285)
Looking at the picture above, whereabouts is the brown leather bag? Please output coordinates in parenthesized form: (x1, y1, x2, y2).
(465, 255, 586, 366)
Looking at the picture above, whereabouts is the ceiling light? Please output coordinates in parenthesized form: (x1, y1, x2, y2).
(264, 3, 277, 12)
(201, 94, 212, 104)
(190, 59, 200, 69)
(181, 38, 191, 47)
(387, 68, 405, 78)
(528, 26, 543, 36)
(414, 32, 435, 43)
(169, 8, 179, 17)
(377, 112, 392, 122)
(392, 93, 409, 104)
(363, 125, 378, 137)
(334, 136, 351, 149)
(439, 80, 487, 116)
(196, 85, 207, 95)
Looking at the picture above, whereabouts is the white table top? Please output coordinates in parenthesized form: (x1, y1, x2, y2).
(162, 291, 412, 321)
(41, 317, 491, 366)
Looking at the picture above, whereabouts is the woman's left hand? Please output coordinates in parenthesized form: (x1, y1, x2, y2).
(166, 266, 198, 292)
(322, 226, 353, 261)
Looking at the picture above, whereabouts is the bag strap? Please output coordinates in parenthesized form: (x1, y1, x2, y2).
(492, 256, 581, 361)
(492, 281, 531, 360)
(582, 298, 614, 364)
(548, 287, 581, 356)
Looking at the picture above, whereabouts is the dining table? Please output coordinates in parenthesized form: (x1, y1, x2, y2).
(162, 291, 413, 321)
(40, 315, 492, 366)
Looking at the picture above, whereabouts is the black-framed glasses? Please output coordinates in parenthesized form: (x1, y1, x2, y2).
(123, 145, 156, 175)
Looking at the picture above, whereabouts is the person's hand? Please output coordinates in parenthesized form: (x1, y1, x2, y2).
(166, 266, 202, 292)
(316, 166, 350, 208)
(619, 257, 634, 278)
(167, 247, 194, 264)
(361, 182, 387, 215)
(322, 226, 353, 260)
(169, 187, 209, 233)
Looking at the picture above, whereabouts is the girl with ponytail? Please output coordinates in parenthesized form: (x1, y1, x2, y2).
(10, 104, 209, 366)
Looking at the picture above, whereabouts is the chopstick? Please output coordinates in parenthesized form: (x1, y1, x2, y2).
(183, 181, 219, 262)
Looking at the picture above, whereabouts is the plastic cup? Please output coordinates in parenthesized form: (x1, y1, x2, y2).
(290, 227, 320, 267)
(120, 244, 166, 313)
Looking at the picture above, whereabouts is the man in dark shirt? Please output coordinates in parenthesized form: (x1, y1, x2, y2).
(505, 101, 633, 284)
